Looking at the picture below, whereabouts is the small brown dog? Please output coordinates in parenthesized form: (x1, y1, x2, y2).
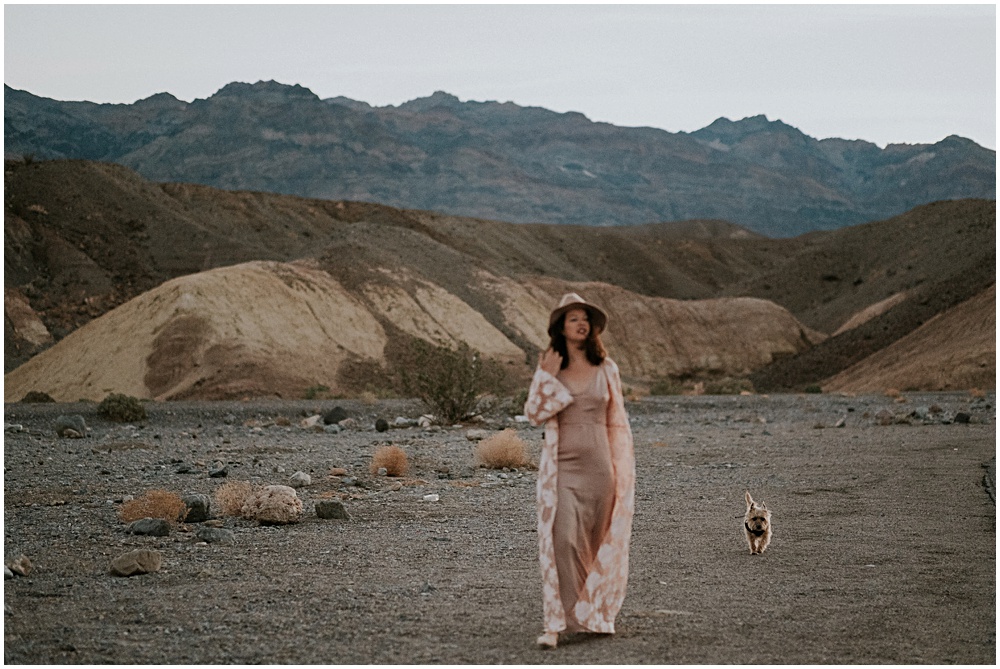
(743, 491, 772, 555)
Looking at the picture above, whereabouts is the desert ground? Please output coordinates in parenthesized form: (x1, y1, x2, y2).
(3, 391, 995, 664)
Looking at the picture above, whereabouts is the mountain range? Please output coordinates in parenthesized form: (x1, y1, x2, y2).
(4, 81, 995, 237)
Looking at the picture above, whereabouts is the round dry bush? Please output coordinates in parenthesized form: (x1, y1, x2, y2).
(475, 429, 530, 469)
(118, 489, 187, 524)
(98, 393, 147, 422)
(214, 481, 256, 517)
(371, 444, 409, 477)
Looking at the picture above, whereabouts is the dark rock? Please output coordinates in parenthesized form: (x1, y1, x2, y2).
(375, 418, 389, 432)
(195, 527, 235, 544)
(323, 406, 349, 425)
(954, 412, 971, 424)
(209, 464, 229, 478)
(316, 499, 351, 520)
(128, 518, 171, 536)
(20, 391, 55, 403)
(54, 414, 87, 438)
(181, 493, 212, 522)
(110, 549, 161, 576)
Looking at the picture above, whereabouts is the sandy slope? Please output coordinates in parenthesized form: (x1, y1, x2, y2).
(823, 284, 995, 392)
(4, 262, 824, 402)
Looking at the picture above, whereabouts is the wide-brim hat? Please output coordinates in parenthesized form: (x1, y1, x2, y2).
(547, 292, 608, 336)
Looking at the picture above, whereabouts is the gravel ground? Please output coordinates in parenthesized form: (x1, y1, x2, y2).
(4, 392, 995, 664)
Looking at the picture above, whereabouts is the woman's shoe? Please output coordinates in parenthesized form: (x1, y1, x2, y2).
(536, 632, 558, 649)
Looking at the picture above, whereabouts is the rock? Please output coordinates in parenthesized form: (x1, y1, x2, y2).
(315, 499, 351, 520)
(289, 471, 312, 488)
(954, 412, 971, 424)
(375, 418, 389, 432)
(418, 415, 434, 428)
(181, 493, 212, 523)
(514, 415, 529, 423)
(195, 527, 235, 544)
(202, 519, 225, 528)
(5, 555, 32, 577)
(222, 413, 237, 425)
(128, 518, 171, 536)
(323, 424, 342, 435)
(912, 406, 930, 421)
(110, 549, 161, 577)
(834, 417, 846, 428)
(423, 493, 440, 502)
(465, 429, 489, 441)
(338, 418, 359, 430)
(174, 463, 194, 474)
(54, 414, 87, 438)
(241, 485, 302, 524)
(209, 464, 228, 478)
(874, 408, 895, 426)
(393, 416, 415, 428)
(4, 565, 13, 580)
(377, 467, 388, 476)
(323, 407, 349, 424)
(4, 424, 24, 433)
(341, 477, 357, 487)
(329, 467, 348, 476)
(301, 415, 322, 429)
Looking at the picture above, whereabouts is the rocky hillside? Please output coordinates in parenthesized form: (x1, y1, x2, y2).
(5, 81, 995, 237)
(4, 159, 994, 395)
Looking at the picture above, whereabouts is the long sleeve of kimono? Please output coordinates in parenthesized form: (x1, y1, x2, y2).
(524, 367, 574, 426)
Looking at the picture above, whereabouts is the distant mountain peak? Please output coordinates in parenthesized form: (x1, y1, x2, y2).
(210, 80, 319, 102)
(398, 90, 463, 112)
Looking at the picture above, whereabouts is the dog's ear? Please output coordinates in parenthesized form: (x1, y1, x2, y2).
(745, 490, 753, 506)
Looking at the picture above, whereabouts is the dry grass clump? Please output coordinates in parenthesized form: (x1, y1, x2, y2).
(969, 387, 986, 398)
(241, 485, 302, 524)
(371, 445, 409, 476)
(884, 388, 901, 398)
(475, 429, 531, 469)
(214, 481, 256, 517)
(118, 489, 187, 525)
(360, 390, 378, 406)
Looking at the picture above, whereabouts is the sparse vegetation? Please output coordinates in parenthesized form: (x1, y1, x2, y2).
(303, 384, 330, 400)
(98, 393, 147, 422)
(371, 445, 409, 477)
(704, 377, 754, 395)
(118, 489, 187, 525)
(20, 391, 55, 403)
(804, 385, 823, 394)
(395, 340, 509, 424)
(649, 377, 684, 396)
(214, 481, 256, 517)
(475, 429, 531, 469)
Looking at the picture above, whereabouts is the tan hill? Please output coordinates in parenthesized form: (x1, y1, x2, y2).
(3, 261, 823, 402)
(822, 285, 995, 393)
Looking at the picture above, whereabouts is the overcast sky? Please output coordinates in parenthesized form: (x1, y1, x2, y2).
(4, 3, 996, 149)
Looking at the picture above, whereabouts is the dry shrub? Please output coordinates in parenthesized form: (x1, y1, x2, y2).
(241, 485, 302, 524)
(119, 489, 187, 525)
(360, 390, 378, 406)
(969, 387, 986, 398)
(214, 481, 256, 517)
(475, 429, 531, 469)
(371, 445, 408, 476)
(884, 388, 901, 398)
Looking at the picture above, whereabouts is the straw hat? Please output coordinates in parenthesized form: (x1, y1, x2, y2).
(547, 293, 608, 336)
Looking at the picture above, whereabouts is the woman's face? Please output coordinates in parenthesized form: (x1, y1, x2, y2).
(562, 308, 591, 346)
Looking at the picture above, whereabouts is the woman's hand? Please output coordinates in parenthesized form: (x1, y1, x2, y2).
(538, 348, 563, 376)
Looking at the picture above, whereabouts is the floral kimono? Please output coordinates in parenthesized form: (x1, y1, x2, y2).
(525, 357, 636, 634)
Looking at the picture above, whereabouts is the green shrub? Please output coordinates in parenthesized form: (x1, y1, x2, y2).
(303, 384, 330, 400)
(804, 385, 823, 394)
(20, 390, 56, 403)
(649, 377, 684, 396)
(704, 377, 755, 395)
(98, 393, 147, 422)
(395, 340, 509, 424)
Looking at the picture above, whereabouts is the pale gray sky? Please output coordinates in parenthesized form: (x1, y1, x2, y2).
(4, 2, 996, 149)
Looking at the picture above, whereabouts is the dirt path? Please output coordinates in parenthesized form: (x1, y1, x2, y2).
(3, 393, 995, 664)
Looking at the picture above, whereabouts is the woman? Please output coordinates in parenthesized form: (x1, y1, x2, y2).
(524, 292, 635, 649)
